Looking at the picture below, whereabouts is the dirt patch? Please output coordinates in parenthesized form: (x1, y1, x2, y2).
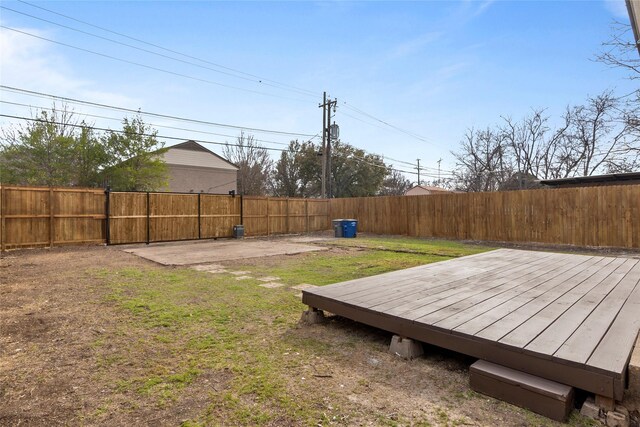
(0, 247, 223, 426)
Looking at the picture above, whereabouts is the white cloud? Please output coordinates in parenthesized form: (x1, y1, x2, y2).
(460, 0, 496, 19)
(390, 32, 443, 59)
(0, 25, 138, 127)
(604, 0, 629, 19)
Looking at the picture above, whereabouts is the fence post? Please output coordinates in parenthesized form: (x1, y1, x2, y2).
(197, 193, 201, 240)
(146, 192, 150, 245)
(240, 195, 244, 225)
(49, 187, 54, 248)
(0, 185, 5, 252)
(286, 198, 290, 234)
(305, 199, 309, 233)
(266, 197, 270, 236)
(105, 186, 111, 245)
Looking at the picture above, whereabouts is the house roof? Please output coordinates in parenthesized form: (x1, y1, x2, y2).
(404, 185, 452, 195)
(164, 140, 239, 171)
(539, 172, 640, 187)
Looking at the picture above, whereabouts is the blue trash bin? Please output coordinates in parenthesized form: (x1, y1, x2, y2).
(341, 219, 358, 238)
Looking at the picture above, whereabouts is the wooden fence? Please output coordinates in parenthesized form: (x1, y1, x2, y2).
(107, 193, 329, 244)
(2, 184, 639, 250)
(330, 185, 640, 249)
(0, 185, 331, 249)
(0, 185, 106, 250)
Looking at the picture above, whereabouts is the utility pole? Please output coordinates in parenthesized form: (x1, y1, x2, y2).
(320, 92, 327, 198)
(319, 93, 338, 198)
(437, 158, 442, 182)
(416, 158, 421, 186)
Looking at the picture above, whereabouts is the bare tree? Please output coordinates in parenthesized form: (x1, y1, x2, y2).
(452, 90, 639, 191)
(222, 132, 273, 196)
(597, 21, 640, 79)
(500, 109, 549, 184)
(452, 127, 512, 192)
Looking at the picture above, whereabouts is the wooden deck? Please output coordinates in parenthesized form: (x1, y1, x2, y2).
(302, 249, 640, 400)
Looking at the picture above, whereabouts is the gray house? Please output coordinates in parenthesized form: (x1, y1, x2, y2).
(162, 140, 238, 194)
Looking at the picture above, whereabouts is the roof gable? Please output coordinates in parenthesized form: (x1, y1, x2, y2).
(163, 140, 239, 170)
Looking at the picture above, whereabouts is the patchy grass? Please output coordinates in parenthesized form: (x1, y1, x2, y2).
(323, 235, 493, 258)
(222, 236, 492, 286)
(227, 249, 451, 286)
(89, 237, 493, 424)
(98, 267, 309, 424)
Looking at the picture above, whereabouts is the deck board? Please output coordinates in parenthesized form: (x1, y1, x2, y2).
(435, 254, 576, 330)
(302, 249, 640, 400)
(499, 257, 623, 349)
(525, 258, 637, 356)
(554, 262, 640, 364)
(477, 256, 609, 343)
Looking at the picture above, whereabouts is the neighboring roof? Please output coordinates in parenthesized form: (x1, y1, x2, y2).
(627, 0, 640, 56)
(404, 185, 452, 195)
(163, 140, 239, 171)
(540, 172, 640, 187)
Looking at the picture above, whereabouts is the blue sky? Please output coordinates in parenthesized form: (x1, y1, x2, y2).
(0, 0, 636, 182)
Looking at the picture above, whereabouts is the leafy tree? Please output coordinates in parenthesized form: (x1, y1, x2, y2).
(102, 115, 168, 191)
(272, 140, 303, 197)
(70, 126, 110, 187)
(0, 105, 106, 187)
(272, 139, 388, 198)
(330, 140, 387, 197)
(223, 132, 272, 196)
(378, 169, 412, 195)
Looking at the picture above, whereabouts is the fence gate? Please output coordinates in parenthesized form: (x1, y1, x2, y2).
(106, 191, 241, 244)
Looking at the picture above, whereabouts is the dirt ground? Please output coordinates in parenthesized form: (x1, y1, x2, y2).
(0, 244, 608, 426)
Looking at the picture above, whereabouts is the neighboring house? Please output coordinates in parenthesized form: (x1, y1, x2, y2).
(162, 140, 238, 194)
(404, 185, 452, 196)
(539, 172, 640, 188)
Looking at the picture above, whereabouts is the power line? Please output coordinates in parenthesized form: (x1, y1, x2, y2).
(2, 113, 446, 178)
(0, 25, 310, 103)
(1, 5, 319, 99)
(342, 101, 436, 146)
(0, 85, 316, 137)
(8, 2, 448, 166)
(0, 99, 296, 148)
(336, 110, 454, 172)
(1, 86, 446, 173)
(0, 113, 290, 153)
(4, 5, 446, 165)
(16, 0, 319, 98)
